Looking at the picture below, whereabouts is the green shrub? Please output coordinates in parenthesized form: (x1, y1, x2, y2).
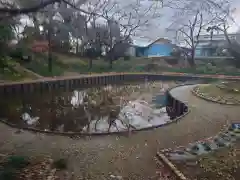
(53, 158, 67, 170)
(10, 48, 31, 63)
(6, 156, 30, 169)
(0, 168, 17, 180)
(143, 63, 160, 72)
(164, 57, 179, 65)
(0, 156, 30, 180)
(123, 56, 130, 61)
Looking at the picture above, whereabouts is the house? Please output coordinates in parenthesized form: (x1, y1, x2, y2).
(132, 38, 176, 57)
(195, 33, 240, 57)
(125, 45, 136, 56)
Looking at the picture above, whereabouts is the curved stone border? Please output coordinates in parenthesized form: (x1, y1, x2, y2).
(156, 152, 187, 180)
(155, 124, 238, 180)
(191, 85, 240, 105)
(0, 84, 190, 137)
(155, 124, 240, 180)
(159, 124, 240, 159)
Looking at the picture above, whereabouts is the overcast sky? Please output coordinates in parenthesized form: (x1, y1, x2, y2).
(19, 0, 240, 46)
(132, 0, 240, 46)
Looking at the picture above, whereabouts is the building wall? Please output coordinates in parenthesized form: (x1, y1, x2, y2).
(197, 34, 238, 42)
(146, 43, 173, 57)
(126, 46, 136, 56)
(195, 48, 202, 57)
(195, 47, 214, 57)
(195, 40, 227, 57)
(195, 33, 240, 57)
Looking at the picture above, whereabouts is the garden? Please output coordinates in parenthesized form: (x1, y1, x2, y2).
(192, 81, 240, 105)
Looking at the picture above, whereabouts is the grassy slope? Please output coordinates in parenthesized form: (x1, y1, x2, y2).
(18, 52, 240, 77)
(0, 58, 38, 82)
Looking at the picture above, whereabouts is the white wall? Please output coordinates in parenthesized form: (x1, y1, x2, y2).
(126, 46, 136, 56)
(197, 34, 237, 42)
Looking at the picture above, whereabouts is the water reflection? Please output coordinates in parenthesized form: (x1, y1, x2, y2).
(0, 81, 177, 133)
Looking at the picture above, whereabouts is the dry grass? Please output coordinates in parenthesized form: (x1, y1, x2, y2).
(197, 84, 240, 103)
(54, 53, 88, 64)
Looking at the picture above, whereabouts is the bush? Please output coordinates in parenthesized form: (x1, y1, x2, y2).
(143, 63, 160, 72)
(170, 51, 181, 58)
(6, 156, 30, 169)
(123, 56, 130, 61)
(0, 156, 30, 180)
(0, 168, 17, 180)
(9, 48, 31, 63)
(164, 57, 179, 65)
(53, 158, 67, 170)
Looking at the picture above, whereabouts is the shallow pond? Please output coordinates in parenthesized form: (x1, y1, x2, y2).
(0, 80, 184, 133)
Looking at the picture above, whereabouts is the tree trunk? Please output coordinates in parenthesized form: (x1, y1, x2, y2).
(108, 52, 113, 69)
(109, 58, 113, 69)
(32, 15, 41, 39)
(187, 49, 195, 67)
(76, 39, 79, 54)
(108, 48, 114, 69)
(47, 26, 52, 75)
(88, 58, 93, 70)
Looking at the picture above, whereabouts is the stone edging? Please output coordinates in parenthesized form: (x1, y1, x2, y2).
(159, 126, 227, 154)
(0, 84, 190, 137)
(191, 85, 240, 105)
(156, 124, 240, 180)
(155, 123, 237, 180)
(156, 152, 188, 180)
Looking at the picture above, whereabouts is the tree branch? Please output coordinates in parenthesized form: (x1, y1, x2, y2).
(0, 0, 61, 16)
(194, 12, 203, 48)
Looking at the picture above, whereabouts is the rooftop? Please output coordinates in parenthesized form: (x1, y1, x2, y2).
(132, 38, 172, 47)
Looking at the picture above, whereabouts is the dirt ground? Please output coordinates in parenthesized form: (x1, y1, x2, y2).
(0, 85, 240, 180)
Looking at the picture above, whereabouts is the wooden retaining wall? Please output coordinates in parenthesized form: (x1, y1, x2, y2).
(166, 90, 188, 120)
(0, 73, 239, 96)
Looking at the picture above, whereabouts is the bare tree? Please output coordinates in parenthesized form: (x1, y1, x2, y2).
(167, 0, 231, 66)
(97, 0, 159, 68)
(0, 0, 96, 20)
(207, 9, 240, 67)
(0, 0, 60, 18)
(2, 0, 163, 71)
(177, 11, 203, 66)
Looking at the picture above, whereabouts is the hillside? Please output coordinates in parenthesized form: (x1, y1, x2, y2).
(2, 52, 240, 81)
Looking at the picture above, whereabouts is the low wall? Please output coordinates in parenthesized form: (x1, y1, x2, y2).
(0, 83, 191, 136)
(1, 73, 239, 136)
(1, 73, 239, 96)
(165, 86, 188, 120)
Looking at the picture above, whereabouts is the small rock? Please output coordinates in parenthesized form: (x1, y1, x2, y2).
(110, 174, 123, 179)
(15, 129, 23, 134)
(185, 161, 198, 166)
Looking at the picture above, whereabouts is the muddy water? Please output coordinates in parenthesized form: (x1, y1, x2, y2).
(0, 81, 178, 133)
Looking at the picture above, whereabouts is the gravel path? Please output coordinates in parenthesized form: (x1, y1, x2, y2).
(0, 85, 239, 180)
